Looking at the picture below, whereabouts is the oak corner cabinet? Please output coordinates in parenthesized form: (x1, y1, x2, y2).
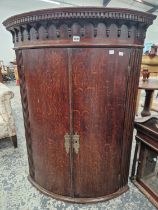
(3, 7, 156, 203)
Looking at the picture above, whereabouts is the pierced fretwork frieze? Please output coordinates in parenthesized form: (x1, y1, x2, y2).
(7, 22, 148, 45)
(3, 8, 155, 46)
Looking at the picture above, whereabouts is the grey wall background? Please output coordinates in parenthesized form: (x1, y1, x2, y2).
(0, 0, 157, 65)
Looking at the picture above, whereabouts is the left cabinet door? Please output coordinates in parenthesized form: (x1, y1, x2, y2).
(21, 48, 71, 196)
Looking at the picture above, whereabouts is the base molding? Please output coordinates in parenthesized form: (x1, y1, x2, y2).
(28, 176, 129, 204)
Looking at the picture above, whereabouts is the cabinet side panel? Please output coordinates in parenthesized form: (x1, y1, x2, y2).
(22, 48, 71, 196)
(72, 48, 130, 197)
(120, 48, 143, 188)
(16, 50, 35, 179)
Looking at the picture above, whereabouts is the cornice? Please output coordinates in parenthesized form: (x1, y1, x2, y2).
(3, 7, 156, 30)
(3, 7, 156, 47)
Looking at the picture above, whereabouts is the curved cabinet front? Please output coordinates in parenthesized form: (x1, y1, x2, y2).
(3, 7, 156, 203)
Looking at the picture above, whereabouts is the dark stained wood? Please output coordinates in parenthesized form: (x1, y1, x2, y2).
(131, 117, 158, 209)
(16, 50, 35, 179)
(141, 89, 154, 117)
(120, 48, 143, 188)
(72, 48, 130, 197)
(3, 7, 156, 203)
(22, 48, 71, 196)
(28, 175, 129, 204)
(131, 140, 139, 180)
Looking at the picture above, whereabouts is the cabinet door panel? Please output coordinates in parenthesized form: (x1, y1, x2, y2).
(72, 48, 130, 197)
(22, 48, 71, 196)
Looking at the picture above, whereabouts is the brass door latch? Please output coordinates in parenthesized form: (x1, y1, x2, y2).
(64, 133, 80, 154)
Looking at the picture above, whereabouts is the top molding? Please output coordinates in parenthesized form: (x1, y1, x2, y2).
(3, 7, 156, 30)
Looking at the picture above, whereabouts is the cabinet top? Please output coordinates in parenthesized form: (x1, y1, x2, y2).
(3, 7, 156, 30)
(3, 7, 156, 49)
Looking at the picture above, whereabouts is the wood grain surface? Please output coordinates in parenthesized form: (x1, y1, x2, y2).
(4, 7, 156, 203)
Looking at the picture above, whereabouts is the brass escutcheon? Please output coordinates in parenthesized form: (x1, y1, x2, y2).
(64, 133, 80, 154)
(64, 133, 70, 154)
(73, 133, 80, 154)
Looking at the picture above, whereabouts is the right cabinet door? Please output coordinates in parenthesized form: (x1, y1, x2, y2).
(71, 48, 130, 198)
